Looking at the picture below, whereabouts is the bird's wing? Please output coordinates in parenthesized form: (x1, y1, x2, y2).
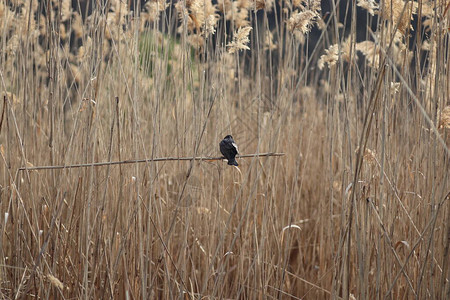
(232, 142, 239, 154)
(220, 140, 238, 156)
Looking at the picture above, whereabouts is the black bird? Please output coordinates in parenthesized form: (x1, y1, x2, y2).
(219, 135, 239, 166)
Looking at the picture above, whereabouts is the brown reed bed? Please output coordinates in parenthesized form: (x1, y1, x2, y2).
(0, 0, 449, 299)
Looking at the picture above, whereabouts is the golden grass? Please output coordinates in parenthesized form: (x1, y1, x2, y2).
(0, 0, 449, 299)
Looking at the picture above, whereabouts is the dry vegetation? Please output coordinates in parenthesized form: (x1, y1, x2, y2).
(0, 0, 449, 299)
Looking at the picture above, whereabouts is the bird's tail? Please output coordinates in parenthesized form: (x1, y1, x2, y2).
(228, 159, 238, 166)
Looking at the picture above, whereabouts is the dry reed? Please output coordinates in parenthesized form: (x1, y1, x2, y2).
(0, 0, 448, 299)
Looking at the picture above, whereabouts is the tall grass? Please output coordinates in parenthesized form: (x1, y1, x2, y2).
(0, 0, 449, 299)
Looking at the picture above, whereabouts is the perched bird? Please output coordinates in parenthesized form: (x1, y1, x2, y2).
(219, 135, 239, 166)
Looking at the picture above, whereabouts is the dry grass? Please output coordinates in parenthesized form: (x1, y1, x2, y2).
(0, 0, 449, 299)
